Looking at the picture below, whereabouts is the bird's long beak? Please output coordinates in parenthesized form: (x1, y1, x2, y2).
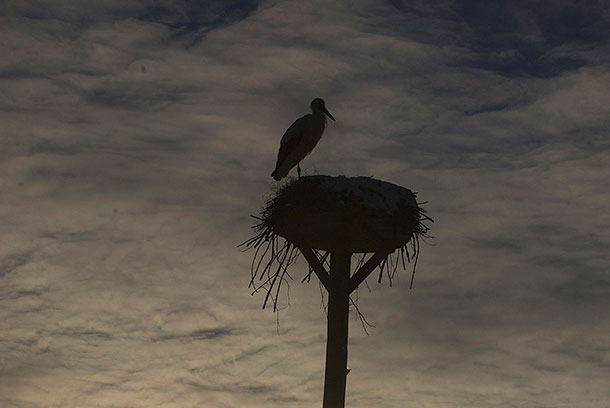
(322, 106, 336, 122)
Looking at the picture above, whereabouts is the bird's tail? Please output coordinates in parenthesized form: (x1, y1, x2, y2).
(271, 164, 290, 181)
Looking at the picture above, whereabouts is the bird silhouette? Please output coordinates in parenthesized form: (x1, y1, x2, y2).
(271, 98, 335, 181)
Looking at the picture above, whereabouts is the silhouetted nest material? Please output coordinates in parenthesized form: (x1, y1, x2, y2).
(266, 175, 427, 252)
(239, 176, 432, 311)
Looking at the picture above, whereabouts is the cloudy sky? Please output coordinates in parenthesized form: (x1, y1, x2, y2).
(1, 1, 609, 407)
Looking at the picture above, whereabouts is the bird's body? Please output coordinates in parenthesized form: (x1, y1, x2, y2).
(272, 98, 335, 181)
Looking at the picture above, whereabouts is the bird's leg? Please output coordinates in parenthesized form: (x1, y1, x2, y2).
(297, 162, 301, 178)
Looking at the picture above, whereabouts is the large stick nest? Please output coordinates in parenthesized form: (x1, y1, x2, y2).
(263, 175, 426, 252)
(240, 176, 432, 311)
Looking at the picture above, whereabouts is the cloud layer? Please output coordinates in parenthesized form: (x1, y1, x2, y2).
(1, 1, 609, 407)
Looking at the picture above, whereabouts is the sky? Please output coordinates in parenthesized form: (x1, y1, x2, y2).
(1, 0, 609, 407)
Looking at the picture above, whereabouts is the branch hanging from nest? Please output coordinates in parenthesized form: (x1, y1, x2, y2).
(239, 215, 431, 314)
(239, 221, 300, 311)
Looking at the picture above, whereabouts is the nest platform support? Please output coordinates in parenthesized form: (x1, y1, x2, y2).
(240, 175, 432, 408)
(323, 251, 351, 408)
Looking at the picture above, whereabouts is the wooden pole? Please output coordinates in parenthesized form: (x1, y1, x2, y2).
(322, 250, 351, 408)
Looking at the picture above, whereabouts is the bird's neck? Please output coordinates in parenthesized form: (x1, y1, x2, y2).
(312, 110, 326, 123)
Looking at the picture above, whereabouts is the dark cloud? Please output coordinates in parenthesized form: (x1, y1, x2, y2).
(5, 0, 260, 36)
(139, 0, 260, 44)
(82, 80, 191, 108)
(462, 101, 513, 116)
(468, 235, 525, 253)
(154, 327, 235, 341)
(386, 0, 610, 77)
(549, 269, 610, 302)
(182, 378, 274, 394)
(465, 52, 586, 78)
(57, 328, 115, 341)
(0, 251, 33, 278)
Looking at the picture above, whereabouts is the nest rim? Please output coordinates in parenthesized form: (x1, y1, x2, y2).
(260, 175, 428, 253)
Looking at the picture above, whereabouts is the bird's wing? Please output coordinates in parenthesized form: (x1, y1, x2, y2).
(280, 115, 309, 146)
(275, 115, 308, 164)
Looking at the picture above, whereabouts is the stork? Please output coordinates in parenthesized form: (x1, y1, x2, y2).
(271, 98, 335, 181)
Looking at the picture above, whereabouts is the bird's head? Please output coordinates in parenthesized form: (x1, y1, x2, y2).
(310, 98, 336, 122)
